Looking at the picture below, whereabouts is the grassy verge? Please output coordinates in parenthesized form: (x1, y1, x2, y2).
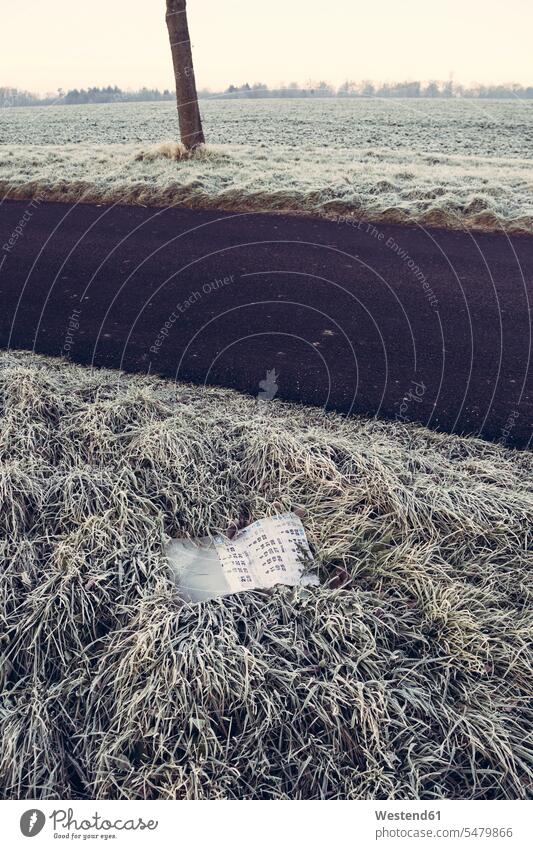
(0, 350, 531, 799)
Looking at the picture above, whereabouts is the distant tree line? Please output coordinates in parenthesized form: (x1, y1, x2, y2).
(2, 80, 533, 108)
(62, 86, 175, 104)
(219, 80, 533, 99)
(0, 86, 175, 107)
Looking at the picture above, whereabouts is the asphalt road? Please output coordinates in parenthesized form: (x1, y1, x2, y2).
(1, 199, 531, 448)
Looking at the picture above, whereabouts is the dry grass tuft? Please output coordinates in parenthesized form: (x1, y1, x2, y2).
(133, 141, 223, 164)
(0, 350, 532, 800)
(134, 141, 192, 162)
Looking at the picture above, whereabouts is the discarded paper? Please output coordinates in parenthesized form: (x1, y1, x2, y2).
(167, 512, 317, 603)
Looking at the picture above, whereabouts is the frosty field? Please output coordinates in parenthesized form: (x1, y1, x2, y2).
(1, 98, 532, 232)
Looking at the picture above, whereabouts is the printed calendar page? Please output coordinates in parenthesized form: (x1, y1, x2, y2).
(213, 513, 317, 593)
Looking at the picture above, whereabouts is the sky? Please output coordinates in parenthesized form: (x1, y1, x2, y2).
(2, 0, 532, 94)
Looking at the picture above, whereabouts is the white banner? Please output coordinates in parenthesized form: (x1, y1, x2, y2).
(1, 799, 530, 848)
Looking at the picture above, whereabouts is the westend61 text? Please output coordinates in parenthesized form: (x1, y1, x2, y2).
(375, 810, 441, 821)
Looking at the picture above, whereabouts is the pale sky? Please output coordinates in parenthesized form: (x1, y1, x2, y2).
(2, 0, 532, 94)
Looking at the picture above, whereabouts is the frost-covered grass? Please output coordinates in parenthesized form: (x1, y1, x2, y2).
(1, 349, 532, 800)
(1, 99, 532, 232)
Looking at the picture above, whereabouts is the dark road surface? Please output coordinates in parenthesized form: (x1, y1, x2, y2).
(1, 200, 531, 448)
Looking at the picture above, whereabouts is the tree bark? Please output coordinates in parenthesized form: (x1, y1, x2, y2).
(165, 0, 205, 149)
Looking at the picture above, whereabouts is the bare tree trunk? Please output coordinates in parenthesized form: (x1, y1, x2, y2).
(165, 0, 205, 149)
